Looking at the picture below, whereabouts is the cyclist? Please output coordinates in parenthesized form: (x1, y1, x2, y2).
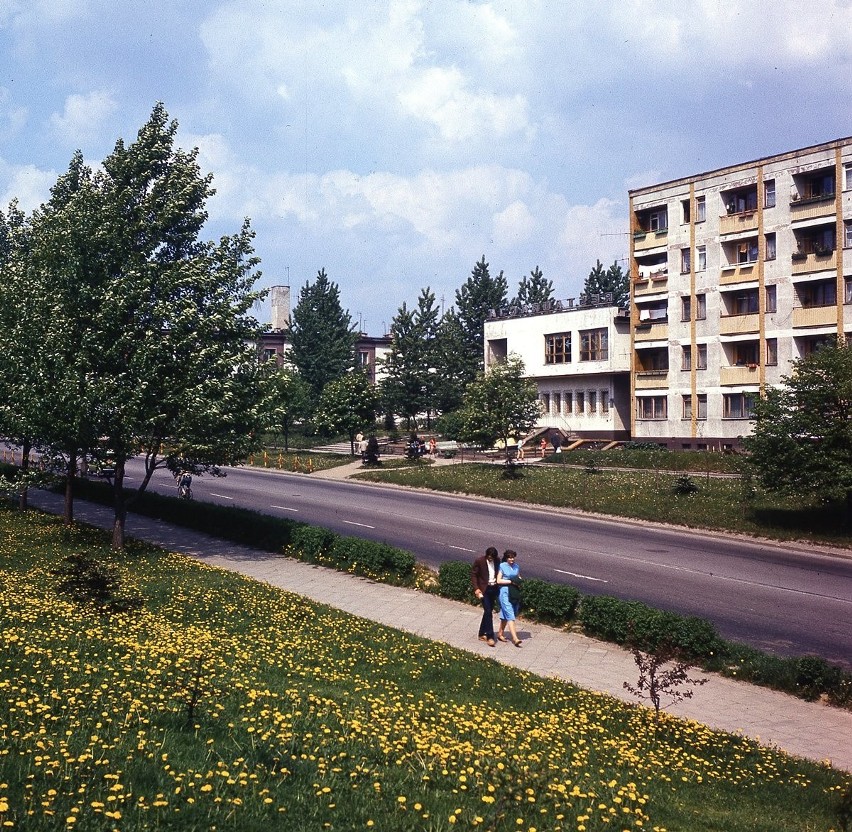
(177, 471, 193, 499)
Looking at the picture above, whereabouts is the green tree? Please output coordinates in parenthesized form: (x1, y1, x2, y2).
(314, 371, 379, 454)
(744, 338, 852, 523)
(457, 355, 541, 463)
(583, 259, 629, 307)
(17, 104, 266, 548)
(289, 269, 357, 401)
(512, 266, 553, 307)
(261, 365, 312, 451)
(380, 287, 440, 429)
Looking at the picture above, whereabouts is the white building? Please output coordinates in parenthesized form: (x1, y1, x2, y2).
(484, 298, 632, 441)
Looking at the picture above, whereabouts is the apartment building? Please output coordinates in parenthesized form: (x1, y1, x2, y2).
(484, 297, 632, 440)
(630, 137, 852, 449)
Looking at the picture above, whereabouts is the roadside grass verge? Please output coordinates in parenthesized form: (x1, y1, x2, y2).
(245, 450, 353, 473)
(544, 447, 746, 475)
(355, 462, 852, 547)
(0, 505, 848, 832)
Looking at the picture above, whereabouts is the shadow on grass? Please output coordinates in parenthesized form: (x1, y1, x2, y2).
(749, 501, 849, 537)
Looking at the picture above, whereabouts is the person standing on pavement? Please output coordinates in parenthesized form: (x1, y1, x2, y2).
(497, 549, 523, 647)
(471, 546, 500, 647)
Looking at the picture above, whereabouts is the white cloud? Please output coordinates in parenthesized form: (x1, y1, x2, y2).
(49, 90, 118, 145)
(0, 161, 55, 212)
(492, 200, 534, 248)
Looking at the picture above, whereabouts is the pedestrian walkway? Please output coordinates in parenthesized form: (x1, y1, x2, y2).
(25, 489, 852, 773)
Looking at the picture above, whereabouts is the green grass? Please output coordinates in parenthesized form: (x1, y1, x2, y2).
(245, 449, 354, 472)
(356, 463, 852, 547)
(545, 447, 746, 475)
(0, 505, 848, 831)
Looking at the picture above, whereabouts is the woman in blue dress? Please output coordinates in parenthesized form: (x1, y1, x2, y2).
(497, 550, 523, 647)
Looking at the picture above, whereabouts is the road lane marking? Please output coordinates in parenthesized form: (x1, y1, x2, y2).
(210, 493, 233, 500)
(272, 505, 300, 512)
(554, 568, 608, 583)
(448, 545, 476, 553)
(343, 520, 375, 529)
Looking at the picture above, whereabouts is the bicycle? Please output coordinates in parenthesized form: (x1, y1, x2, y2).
(178, 483, 193, 500)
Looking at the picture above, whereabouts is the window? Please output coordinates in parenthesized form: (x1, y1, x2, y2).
(545, 333, 571, 364)
(732, 342, 759, 366)
(358, 350, 369, 367)
(681, 345, 691, 371)
(765, 285, 777, 313)
(845, 221, 852, 249)
(696, 293, 706, 320)
(846, 279, 852, 305)
(696, 195, 706, 223)
(697, 246, 706, 271)
(553, 392, 561, 414)
(601, 392, 609, 414)
(541, 393, 550, 414)
(845, 163, 852, 191)
(564, 391, 573, 414)
(579, 328, 608, 361)
(696, 343, 708, 370)
(682, 199, 690, 224)
(588, 391, 597, 414)
(649, 208, 668, 232)
(575, 392, 584, 415)
(799, 281, 836, 308)
(723, 393, 756, 419)
(737, 239, 759, 264)
(682, 395, 693, 420)
(262, 348, 277, 362)
(637, 396, 667, 420)
(728, 289, 759, 315)
(765, 233, 776, 261)
(696, 394, 707, 419)
(766, 338, 778, 366)
(681, 248, 691, 274)
(764, 179, 776, 208)
(681, 296, 691, 321)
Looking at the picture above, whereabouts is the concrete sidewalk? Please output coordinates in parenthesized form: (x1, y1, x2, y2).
(26, 489, 852, 773)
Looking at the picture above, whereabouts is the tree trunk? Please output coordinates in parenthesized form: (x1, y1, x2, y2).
(64, 453, 76, 525)
(18, 437, 31, 511)
(111, 459, 127, 550)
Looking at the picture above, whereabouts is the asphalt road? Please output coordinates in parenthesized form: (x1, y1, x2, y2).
(128, 460, 852, 669)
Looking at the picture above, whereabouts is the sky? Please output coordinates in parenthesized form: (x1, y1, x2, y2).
(1, 0, 851, 335)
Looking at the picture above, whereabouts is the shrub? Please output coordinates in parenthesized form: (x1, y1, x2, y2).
(290, 526, 337, 564)
(673, 474, 699, 495)
(521, 579, 579, 625)
(438, 560, 473, 602)
(330, 536, 415, 583)
(796, 655, 842, 700)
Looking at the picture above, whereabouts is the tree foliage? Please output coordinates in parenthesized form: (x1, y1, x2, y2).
(457, 355, 540, 462)
(289, 269, 357, 401)
(313, 371, 379, 454)
(261, 365, 312, 451)
(512, 266, 553, 307)
(0, 104, 266, 548)
(583, 259, 629, 307)
(744, 338, 852, 521)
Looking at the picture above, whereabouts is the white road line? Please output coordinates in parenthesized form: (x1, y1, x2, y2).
(210, 493, 233, 500)
(448, 545, 476, 553)
(271, 505, 300, 512)
(554, 568, 608, 583)
(343, 520, 375, 529)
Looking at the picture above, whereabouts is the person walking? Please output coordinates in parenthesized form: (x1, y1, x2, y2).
(471, 546, 500, 647)
(497, 550, 523, 647)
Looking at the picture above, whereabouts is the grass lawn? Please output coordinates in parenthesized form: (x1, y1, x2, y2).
(1, 505, 848, 831)
(245, 450, 353, 473)
(355, 463, 852, 548)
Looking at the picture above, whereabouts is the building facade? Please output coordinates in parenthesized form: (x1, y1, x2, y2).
(484, 299, 632, 440)
(630, 137, 852, 449)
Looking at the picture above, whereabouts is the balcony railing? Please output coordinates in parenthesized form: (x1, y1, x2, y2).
(792, 304, 839, 328)
(719, 313, 760, 335)
(720, 365, 761, 386)
(633, 229, 668, 252)
(790, 193, 836, 221)
(719, 262, 757, 284)
(791, 250, 837, 274)
(634, 369, 669, 389)
(633, 321, 669, 341)
(719, 211, 758, 235)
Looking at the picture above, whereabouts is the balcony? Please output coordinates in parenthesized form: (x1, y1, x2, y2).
(790, 194, 836, 222)
(633, 229, 668, 252)
(719, 313, 760, 335)
(634, 369, 669, 389)
(791, 250, 837, 275)
(720, 262, 757, 284)
(720, 365, 761, 386)
(633, 321, 668, 342)
(792, 304, 838, 328)
(719, 211, 758, 235)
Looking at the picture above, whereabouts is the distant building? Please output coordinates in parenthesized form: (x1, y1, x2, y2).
(630, 136, 852, 449)
(484, 296, 632, 441)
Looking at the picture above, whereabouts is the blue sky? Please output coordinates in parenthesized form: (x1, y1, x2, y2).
(2, 0, 851, 334)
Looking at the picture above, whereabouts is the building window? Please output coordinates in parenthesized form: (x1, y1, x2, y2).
(766, 338, 778, 366)
(358, 350, 370, 367)
(576, 392, 584, 415)
(696, 343, 708, 370)
(579, 328, 608, 361)
(723, 393, 756, 419)
(737, 239, 759, 264)
(681, 345, 691, 371)
(696, 195, 706, 223)
(564, 391, 573, 414)
(799, 281, 836, 308)
(728, 289, 759, 315)
(765, 233, 776, 261)
(764, 179, 776, 208)
(588, 391, 597, 414)
(681, 296, 691, 321)
(682, 395, 693, 420)
(637, 396, 667, 420)
(649, 208, 668, 232)
(845, 163, 852, 191)
(601, 391, 609, 414)
(845, 221, 852, 249)
(262, 348, 277, 362)
(553, 392, 561, 414)
(732, 341, 760, 366)
(680, 248, 691, 274)
(545, 333, 571, 364)
(697, 394, 707, 419)
(846, 279, 852, 305)
(541, 393, 550, 414)
(765, 284, 777, 313)
(697, 246, 706, 272)
(682, 199, 690, 224)
(696, 293, 706, 320)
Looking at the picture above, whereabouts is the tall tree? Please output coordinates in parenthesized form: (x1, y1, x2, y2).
(380, 287, 440, 428)
(744, 338, 852, 524)
(452, 255, 508, 384)
(583, 259, 629, 307)
(289, 268, 357, 401)
(261, 365, 312, 451)
(19, 104, 267, 548)
(313, 370, 378, 454)
(512, 266, 553, 307)
(457, 355, 540, 463)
